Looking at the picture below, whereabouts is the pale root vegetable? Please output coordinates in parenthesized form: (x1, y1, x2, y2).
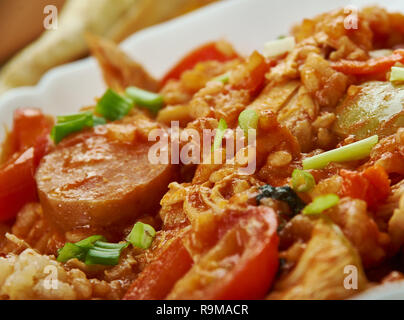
(334, 81, 404, 139)
(263, 37, 295, 58)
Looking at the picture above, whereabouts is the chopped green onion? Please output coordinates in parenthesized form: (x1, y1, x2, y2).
(51, 113, 94, 144)
(93, 115, 107, 126)
(291, 169, 316, 193)
(302, 194, 340, 215)
(57, 224, 157, 265)
(125, 86, 164, 114)
(212, 118, 228, 151)
(213, 73, 230, 84)
(85, 241, 129, 265)
(56, 112, 92, 124)
(76, 235, 106, 249)
(238, 109, 259, 138)
(390, 66, 404, 83)
(263, 36, 295, 58)
(127, 222, 156, 250)
(57, 235, 128, 266)
(85, 248, 122, 266)
(93, 241, 129, 250)
(303, 135, 378, 170)
(96, 88, 134, 121)
(51, 112, 107, 144)
(57, 243, 86, 263)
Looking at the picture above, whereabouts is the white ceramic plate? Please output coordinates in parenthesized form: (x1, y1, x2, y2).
(0, 0, 403, 300)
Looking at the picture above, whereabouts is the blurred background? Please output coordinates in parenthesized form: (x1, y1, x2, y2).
(0, 0, 221, 94)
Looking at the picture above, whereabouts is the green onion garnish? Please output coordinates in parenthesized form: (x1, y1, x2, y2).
(303, 135, 378, 170)
(93, 241, 129, 250)
(292, 169, 316, 193)
(51, 112, 94, 144)
(96, 88, 134, 121)
(213, 73, 230, 84)
(127, 222, 156, 250)
(57, 223, 157, 265)
(57, 243, 86, 263)
(57, 235, 107, 263)
(51, 112, 107, 144)
(57, 235, 128, 266)
(125, 86, 164, 114)
(93, 115, 107, 126)
(212, 118, 228, 151)
(56, 112, 93, 125)
(84, 241, 129, 265)
(390, 66, 404, 83)
(302, 194, 340, 215)
(75, 235, 106, 249)
(238, 109, 259, 138)
(85, 248, 122, 266)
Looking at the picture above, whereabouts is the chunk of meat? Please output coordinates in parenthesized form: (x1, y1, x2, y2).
(189, 51, 270, 127)
(269, 220, 368, 300)
(160, 59, 240, 107)
(377, 180, 404, 226)
(300, 53, 349, 109)
(86, 34, 159, 93)
(292, 8, 373, 60)
(36, 125, 176, 234)
(365, 129, 404, 176)
(326, 198, 390, 268)
(388, 193, 404, 249)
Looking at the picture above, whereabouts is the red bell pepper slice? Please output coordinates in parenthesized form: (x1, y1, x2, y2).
(167, 206, 279, 300)
(161, 41, 239, 86)
(331, 49, 404, 75)
(232, 51, 274, 96)
(13, 108, 52, 151)
(340, 165, 391, 210)
(0, 108, 52, 221)
(0, 148, 38, 222)
(123, 229, 194, 300)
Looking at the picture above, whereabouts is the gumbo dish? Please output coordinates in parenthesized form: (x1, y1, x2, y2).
(0, 6, 404, 300)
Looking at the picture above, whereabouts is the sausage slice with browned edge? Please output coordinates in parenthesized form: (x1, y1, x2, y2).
(36, 123, 176, 235)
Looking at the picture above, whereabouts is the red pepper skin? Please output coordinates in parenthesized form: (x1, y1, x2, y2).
(331, 49, 404, 75)
(0, 148, 38, 222)
(0, 108, 53, 222)
(161, 42, 239, 86)
(340, 165, 391, 210)
(123, 230, 193, 300)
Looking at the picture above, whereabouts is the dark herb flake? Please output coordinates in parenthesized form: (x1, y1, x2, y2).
(256, 185, 306, 215)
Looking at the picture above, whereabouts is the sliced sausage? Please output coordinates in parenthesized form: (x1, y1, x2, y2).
(36, 124, 176, 234)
